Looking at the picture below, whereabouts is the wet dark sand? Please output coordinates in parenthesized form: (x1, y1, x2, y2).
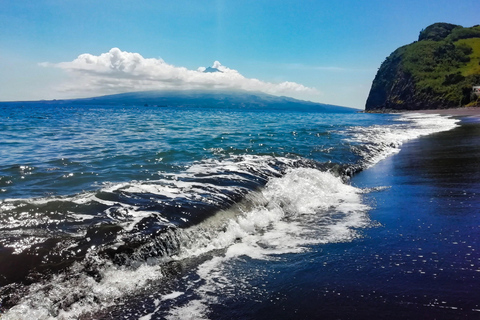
(348, 115, 480, 319)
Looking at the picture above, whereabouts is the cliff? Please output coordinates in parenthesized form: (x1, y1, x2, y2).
(365, 23, 480, 111)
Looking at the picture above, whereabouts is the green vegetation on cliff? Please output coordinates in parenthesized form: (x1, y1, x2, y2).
(366, 23, 480, 111)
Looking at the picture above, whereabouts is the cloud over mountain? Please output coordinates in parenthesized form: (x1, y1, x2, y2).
(45, 48, 317, 97)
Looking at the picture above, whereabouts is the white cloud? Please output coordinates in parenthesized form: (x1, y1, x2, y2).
(44, 48, 317, 98)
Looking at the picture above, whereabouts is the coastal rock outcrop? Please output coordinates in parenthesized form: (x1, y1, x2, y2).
(365, 23, 480, 111)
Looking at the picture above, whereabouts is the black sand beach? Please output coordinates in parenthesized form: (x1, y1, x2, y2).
(348, 113, 480, 319)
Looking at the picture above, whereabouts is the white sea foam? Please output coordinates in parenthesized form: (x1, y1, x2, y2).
(346, 113, 460, 168)
(2, 168, 371, 320)
(2, 260, 164, 320)
(163, 168, 371, 319)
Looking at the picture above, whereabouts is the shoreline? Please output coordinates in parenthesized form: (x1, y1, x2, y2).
(364, 107, 480, 117)
(349, 116, 480, 318)
(402, 107, 480, 117)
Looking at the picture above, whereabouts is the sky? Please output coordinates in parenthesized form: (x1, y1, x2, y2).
(0, 0, 478, 109)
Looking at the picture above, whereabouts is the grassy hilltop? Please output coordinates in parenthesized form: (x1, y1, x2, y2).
(366, 23, 480, 111)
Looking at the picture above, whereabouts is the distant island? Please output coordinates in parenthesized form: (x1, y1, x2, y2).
(365, 23, 480, 111)
(0, 90, 355, 113)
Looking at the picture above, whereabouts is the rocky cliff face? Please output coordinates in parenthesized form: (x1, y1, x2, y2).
(365, 23, 480, 111)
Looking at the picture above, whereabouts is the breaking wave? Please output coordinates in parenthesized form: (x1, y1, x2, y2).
(0, 112, 460, 319)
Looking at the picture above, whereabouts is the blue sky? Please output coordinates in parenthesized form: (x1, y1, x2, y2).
(0, 0, 478, 109)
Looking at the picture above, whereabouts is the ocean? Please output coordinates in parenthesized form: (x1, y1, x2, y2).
(0, 102, 477, 319)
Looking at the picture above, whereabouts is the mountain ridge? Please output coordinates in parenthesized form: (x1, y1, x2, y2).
(0, 89, 356, 113)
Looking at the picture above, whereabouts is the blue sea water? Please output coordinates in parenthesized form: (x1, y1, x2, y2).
(0, 102, 476, 319)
